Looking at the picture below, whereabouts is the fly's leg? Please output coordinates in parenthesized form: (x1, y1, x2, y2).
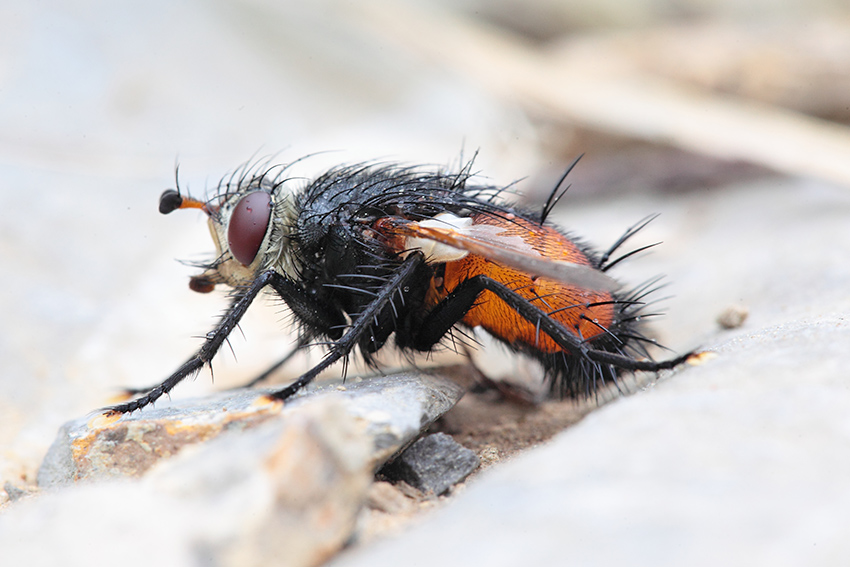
(266, 253, 424, 401)
(407, 274, 692, 371)
(103, 270, 280, 414)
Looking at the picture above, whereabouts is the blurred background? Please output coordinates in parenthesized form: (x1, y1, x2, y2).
(2, 0, 850, 488)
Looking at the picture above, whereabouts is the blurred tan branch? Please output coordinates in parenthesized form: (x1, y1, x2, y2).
(357, 1, 850, 187)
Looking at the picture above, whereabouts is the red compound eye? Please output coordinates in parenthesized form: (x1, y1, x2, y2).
(228, 191, 272, 266)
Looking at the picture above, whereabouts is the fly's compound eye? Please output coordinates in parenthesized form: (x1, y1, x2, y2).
(228, 191, 272, 266)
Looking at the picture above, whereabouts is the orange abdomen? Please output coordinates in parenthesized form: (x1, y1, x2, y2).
(430, 215, 614, 353)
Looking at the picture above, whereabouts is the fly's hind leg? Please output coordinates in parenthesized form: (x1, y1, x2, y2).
(404, 275, 692, 390)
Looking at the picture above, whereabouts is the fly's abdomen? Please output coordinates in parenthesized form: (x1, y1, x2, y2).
(433, 215, 615, 353)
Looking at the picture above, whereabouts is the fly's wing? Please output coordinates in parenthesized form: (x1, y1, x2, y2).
(378, 215, 621, 292)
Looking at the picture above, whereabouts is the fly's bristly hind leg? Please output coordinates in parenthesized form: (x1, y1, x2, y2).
(407, 274, 692, 389)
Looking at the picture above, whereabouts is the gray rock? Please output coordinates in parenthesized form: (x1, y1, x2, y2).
(3, 399, 372, 567)
(382, 433, 479, 495)
(38, 368, 468, 487)
(153, 398, 373, 567)
(3, 482, 28, 502)
(7, 369, 470, 567)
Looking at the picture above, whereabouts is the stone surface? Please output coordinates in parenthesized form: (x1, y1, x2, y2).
(2, 399, 372, 567)
(5, 368, 470, 567)
(381, 433, 479, 495)
(333, 321, 850, 567)
(38, 368, 468, 487)
(3, 482, 28, 503)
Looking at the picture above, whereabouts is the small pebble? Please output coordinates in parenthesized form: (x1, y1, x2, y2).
(3, 482, 27, 502)
(717, 304, 749, 329)
(381, 433, 480, 495)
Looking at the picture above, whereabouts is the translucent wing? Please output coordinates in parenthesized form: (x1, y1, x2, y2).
(377, 214, 621, 292)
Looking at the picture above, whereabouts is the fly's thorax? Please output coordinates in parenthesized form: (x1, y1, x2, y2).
(198, 183, 301, 288)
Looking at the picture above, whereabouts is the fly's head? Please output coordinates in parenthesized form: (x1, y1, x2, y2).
(159, 178, 297, 292)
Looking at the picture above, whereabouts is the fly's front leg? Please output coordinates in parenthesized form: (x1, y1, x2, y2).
(103, 270, 280, 414)
(267, 253, 424, 401)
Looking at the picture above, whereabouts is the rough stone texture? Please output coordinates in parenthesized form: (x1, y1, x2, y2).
(333, 322, 850, 567)
(3, 482, 28, 503)
(2, 399, 372, 567)
(37, 390, 282, 486)
(160, 398, 374, 567)
(38, 369, 468, 487)
(5, 368, 469, 567)
(381, 433, 479, 495)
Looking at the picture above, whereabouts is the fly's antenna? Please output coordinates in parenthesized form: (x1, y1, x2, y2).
(160, 161, 210, 215)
